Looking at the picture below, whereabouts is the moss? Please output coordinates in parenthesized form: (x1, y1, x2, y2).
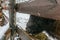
(34, 33, 48, 40)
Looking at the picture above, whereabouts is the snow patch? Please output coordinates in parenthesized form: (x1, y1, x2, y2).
(15, 0, 29, 3)
(0, 23, 9, 39)
(16, 12, 30, 30)
(42, 31, 57, 40)
(15, 0, 35, 3)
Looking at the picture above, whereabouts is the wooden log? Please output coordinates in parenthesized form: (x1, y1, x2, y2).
(15, 0, 60, 20)
(16, 26, 32, 40)
(5, 29, 11, 40)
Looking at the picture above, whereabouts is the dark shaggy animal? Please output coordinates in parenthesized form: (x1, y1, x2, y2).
(26, 15, 56, 37)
